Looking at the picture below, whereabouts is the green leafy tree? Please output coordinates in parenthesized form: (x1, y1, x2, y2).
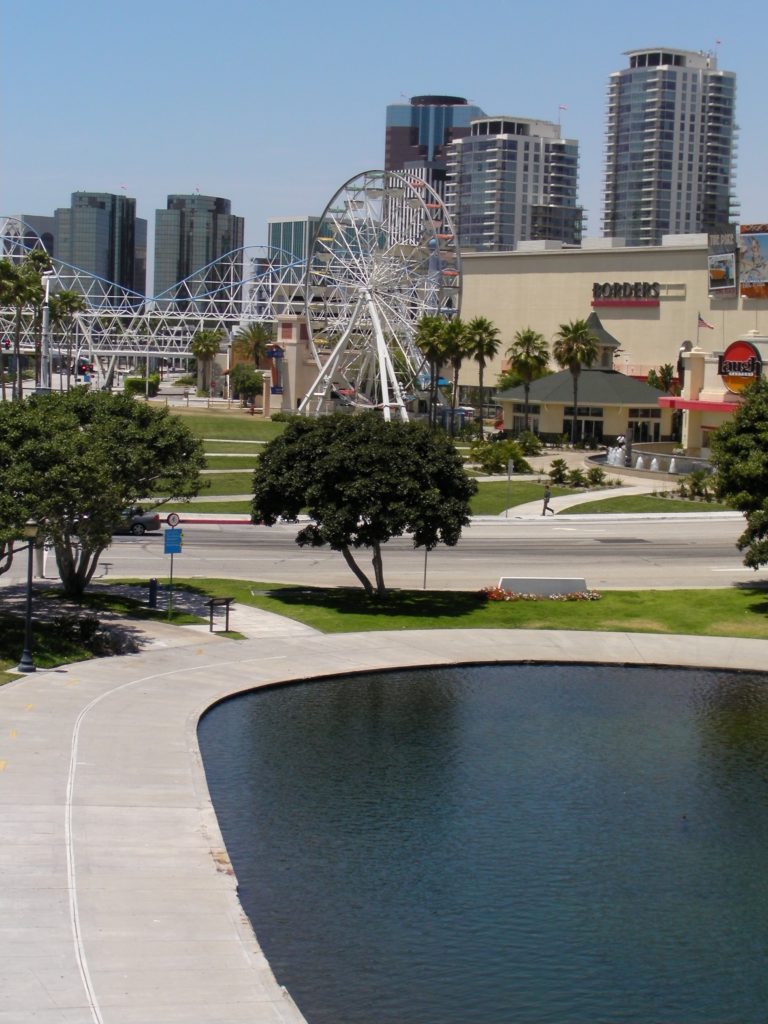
(552, 319, 599, 444)
(230, 364, 264, 406)
(647, 363, 677, 394)
(0, 390, 205, 596)
(506, 327, 550, 432)
(49, 290, 87, 390)
(191, 328, 223, 394)
(414, 314, 450, 427)
(710, 377, 768, 570)
(466, 316, 501, 438)
(252, 414, 476, 595)
(234, 321, 273, 367)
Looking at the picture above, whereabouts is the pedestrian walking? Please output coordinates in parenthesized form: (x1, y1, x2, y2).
(542, 484, 555, 515)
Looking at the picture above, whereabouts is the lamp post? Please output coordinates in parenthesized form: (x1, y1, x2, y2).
(16, 519, 39, 673)
(40, 272, 53, 392)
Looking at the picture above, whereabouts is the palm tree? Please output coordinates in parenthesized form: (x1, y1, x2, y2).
(506, 327, 550, 433)
(414, 314, 449, 427)
(442, 317, 469, 436)
(466, 316, 501, 438)
(191, 329, 223, 394)
(647, 362, 676, 394)
(1, 257, 47, 401)
(49, 290, 86, 390)
(234, 321, 273, 367)
(552, 319, 599, 444)
(0, 260, 16, 401)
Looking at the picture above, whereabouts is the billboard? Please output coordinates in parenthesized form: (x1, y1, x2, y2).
(708, 225, 738, 298)
(739, 224, 768, 299)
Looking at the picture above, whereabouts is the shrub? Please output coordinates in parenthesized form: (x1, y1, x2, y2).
(470, 439, 532, 475)
(123, 373, 160, 398)
(586, 466, 607, 487)
(548, 458, 569, 484)
(566, 468, 588, 487)
(514, 430, 543, 456)
(175, 373, 196, 386)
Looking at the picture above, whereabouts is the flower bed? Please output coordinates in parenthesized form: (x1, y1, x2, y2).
(478, 586, 602, 602)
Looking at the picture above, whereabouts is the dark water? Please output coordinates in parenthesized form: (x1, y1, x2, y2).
(198, 664, 768, 1024)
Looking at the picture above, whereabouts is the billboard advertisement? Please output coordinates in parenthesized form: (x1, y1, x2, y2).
(739, 224, 768, 299)
(708, 225, 738, 297)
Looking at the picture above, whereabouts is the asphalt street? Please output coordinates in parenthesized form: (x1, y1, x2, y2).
(12, 515, 756, 592)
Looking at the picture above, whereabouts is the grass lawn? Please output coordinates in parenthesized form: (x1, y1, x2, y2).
(567, 495, 735, 514)
(169, 579, 768, 639)
(203, 441, 265, 454)
(167, 407, 286, 441)
(159, 500, 252, 515)
(204, 456, 260, 470)
(4, 580, 767, 683)
(153, 470, 252, 499)
(471, 481, 578, 514)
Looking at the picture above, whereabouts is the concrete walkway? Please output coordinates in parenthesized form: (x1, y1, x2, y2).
(2, 604, 767, 1023)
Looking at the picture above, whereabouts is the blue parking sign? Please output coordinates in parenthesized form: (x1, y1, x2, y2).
(164, 528, 183, 554)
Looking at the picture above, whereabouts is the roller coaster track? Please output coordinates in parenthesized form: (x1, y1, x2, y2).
(0, 217, 306, 359)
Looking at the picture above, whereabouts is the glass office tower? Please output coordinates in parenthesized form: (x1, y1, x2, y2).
(385, 95, 486, 200)
(602, 48, 737, 246)
(153, 194, 244, 306)
(54, 192, 146, 295)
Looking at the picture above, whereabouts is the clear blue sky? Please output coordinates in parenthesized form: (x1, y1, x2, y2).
(3, 0, 765, 291)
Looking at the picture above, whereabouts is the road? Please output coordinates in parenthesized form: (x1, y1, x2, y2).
(30, 515, 755, 592)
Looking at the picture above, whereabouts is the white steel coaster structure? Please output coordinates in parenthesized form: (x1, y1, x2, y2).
(299, 169, 461, 422)
(0, 216, 305, 376)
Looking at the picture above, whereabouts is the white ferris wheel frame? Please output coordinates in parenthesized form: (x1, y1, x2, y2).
(299, 169, 461, 422)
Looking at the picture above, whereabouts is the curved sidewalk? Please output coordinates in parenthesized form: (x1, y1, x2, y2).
(2, 618, 766, 1023)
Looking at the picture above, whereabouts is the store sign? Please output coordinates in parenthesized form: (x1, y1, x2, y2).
(708, 225, 738, 297)
(739, 225, 768, 300)
(591, 282, 660, 307)
(718, 340, 763, 394)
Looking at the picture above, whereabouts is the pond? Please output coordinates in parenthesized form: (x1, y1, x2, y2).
(198, 663, 768, 1024)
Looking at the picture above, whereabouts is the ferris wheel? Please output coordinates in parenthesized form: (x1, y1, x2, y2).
(299, 169, 461, 421)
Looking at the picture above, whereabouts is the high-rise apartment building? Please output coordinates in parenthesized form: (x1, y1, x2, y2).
(445, 116, 583, 252)
(54, 192, 146, 295)
(153, 194, 244, 305)
(385, 95, 485, 200)
(602, 47, 737, 246)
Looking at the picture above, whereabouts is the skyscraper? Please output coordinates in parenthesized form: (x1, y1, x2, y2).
(602, 47, 737, 246)
(445, 116, 582, 252)
(267, 216, 321, 281)
(54, 192, 146, 294)
(385, 95, 485, 200)
(153, 194, 244, 306)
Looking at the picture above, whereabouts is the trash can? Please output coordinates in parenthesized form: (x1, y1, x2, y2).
(148, 577, 158, 608)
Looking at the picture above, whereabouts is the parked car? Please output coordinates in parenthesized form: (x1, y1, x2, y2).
(113, 508, 161, 536)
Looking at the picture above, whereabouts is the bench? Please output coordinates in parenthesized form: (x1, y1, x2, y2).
(205, 596, 234, 632)
(498, 577, 587, 596)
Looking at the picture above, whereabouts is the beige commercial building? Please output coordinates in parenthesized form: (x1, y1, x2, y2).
(458, 236, 768, 390)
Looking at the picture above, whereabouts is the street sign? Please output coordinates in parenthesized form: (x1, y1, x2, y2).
(166, 512, 180, 527)
(164, 528, 183, 555)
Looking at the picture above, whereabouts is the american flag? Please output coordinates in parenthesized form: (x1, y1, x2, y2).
(698, 313, 715, 330)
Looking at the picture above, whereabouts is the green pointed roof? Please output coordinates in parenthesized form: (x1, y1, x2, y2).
(585, 311, 621, 352)
(497, 368, 663, 406)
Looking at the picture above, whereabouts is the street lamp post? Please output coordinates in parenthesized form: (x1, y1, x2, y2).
(16, 519, 39, 673)
(40, 272, 53, 392)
